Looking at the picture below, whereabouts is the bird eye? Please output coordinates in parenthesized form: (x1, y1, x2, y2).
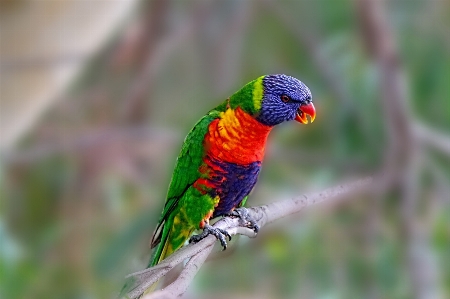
(281, 95, 291, 103)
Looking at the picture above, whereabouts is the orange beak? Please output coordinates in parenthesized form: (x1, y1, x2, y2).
(295, 102, 316, 124)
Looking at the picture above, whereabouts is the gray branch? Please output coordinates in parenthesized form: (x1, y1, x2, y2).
(415, 123, 450, 157)
(123, 176, 374, 299)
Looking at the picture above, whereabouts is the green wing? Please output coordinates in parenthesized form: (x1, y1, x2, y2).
(150, 110, 220, 249)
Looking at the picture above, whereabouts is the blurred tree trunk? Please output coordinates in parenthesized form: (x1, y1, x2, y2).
(358, 1, 442, 298)
(119, 0, 170, 123)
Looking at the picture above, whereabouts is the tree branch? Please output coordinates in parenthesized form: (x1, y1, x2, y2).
(1, 126, 179, 165)
(357, 1, 445, 298)
(414, 122, 450, 157)
(123, 176, 374, 299)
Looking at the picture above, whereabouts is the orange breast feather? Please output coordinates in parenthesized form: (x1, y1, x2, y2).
(204, 107, 272, 165)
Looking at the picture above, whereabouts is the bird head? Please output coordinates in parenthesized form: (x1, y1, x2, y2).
(229, 74, 316, 126)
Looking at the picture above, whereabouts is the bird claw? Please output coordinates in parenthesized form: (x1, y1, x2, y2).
(226, 207, 260, 234)
(189, 224, 232, 250)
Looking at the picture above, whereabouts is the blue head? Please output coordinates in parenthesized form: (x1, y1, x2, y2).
(255, 74, 315, 126)
(228, 74, 315, 126)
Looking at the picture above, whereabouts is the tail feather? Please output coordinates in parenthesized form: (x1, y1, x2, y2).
(120, 223, 172, 298)
(138, 232, 173, 297)
(148, 228, 171, 267)
(141, 226, 192, 296)
(149, 212, 194, 267)
(148, 215, 175, 267)
(121, 215, 194, 298)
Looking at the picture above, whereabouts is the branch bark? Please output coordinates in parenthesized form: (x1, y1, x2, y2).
(122, 176, 374, 299)
(415, 122, 450, 157)
(1, 126, 179, 165)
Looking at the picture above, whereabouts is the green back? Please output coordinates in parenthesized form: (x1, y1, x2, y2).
(165, 110, 222, 212)
(149, 110, 222, 262)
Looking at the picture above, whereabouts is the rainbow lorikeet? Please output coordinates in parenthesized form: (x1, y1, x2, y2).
(148, 74, 315, 268)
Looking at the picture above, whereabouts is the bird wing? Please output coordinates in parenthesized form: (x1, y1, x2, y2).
(150, 111, 220, 248)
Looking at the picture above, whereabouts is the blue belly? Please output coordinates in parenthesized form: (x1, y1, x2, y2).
(206, 157, 261, 217)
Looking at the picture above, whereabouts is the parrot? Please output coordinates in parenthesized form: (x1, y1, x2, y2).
(148, 74, 315, 267)
(121, 74, 315, 298)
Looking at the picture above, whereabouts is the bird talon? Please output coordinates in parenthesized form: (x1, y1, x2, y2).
(226, 207, 260, 234)
(189, 224, 231, 250)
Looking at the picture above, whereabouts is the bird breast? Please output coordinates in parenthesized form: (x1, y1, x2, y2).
(203, 107, 272, 165)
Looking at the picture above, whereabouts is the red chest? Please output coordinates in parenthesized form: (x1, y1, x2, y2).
(203, 108, 272, 165)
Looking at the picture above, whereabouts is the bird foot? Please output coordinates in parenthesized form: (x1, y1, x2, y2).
(226, 207, 260, 234)
(189, 224, 232, 250)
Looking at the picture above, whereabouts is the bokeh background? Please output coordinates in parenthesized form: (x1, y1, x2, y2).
(1, 0, 449, 298)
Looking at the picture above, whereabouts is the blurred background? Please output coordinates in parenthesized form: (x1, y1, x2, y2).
(1, 0, 449, 298)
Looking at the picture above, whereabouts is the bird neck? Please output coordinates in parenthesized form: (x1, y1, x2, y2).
(204, 107, 272, 164)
